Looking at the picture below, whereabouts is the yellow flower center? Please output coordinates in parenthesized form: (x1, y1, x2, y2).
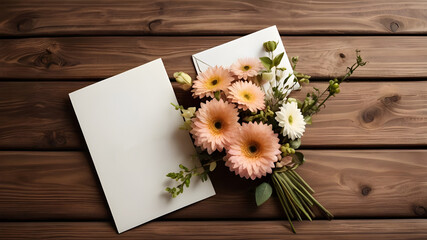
(240, 91, 253, 102)
(288, 115, 293, 125)
(205, 77, 222, 90)
(243, 65, 251, 71)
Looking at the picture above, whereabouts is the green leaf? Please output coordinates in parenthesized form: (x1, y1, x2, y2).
(289, 139, 301, 149)
(209, 161, 217, 171)
(273, 52, 284, 67)
(291, 152, 305, 165)
(259, 57, 272, 70)
(255, 182, 273, 206)
(179, 164, 188, 171)
(214, 91, 221, 101)
(304, 116, 312, 125)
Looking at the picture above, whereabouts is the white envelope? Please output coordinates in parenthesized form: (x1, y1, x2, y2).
(192, 25, 298, 93)
(69, 58, 215, 233)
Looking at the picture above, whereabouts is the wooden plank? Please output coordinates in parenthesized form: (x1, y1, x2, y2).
(0, 81, 425, 149)
(2, 0, 427, 36)
(1, 220, 427, 239)
(0, 150, 426, 220)
(1, 36, 427, 80)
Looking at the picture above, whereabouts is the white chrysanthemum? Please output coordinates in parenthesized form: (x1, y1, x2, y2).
(275, 102, 306, 140)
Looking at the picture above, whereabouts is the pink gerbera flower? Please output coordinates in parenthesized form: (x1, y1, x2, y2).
(230, 58, 263, 80)
(190, 99, 239, 154)
(224, 122, 281, 180)
(192, 66, 234, 99)
(227, 81, 265, 112)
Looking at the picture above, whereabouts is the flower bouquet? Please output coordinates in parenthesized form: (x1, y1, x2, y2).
(166, 41, 366, 232)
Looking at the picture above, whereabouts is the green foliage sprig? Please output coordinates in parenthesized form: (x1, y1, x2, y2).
(300, 50, 367, 117)
(166, 148, 222, 198)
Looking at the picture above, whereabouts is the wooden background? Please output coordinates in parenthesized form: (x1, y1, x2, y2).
(0, 0, 426, 239)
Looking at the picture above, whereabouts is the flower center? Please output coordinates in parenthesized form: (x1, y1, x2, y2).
(249, 145, 257, 153)
(211, 79, 218, 85)
(243, 141, 261, 159)
(288, 115, 293, 125)
(209, 119, 224, 135)
(243, 65, 250, 71)
(244, 93, 251, 100)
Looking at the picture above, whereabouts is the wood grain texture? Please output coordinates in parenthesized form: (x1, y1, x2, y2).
(1, 36, 427, 80)
(1, 150, 426, 220)
(0, 81, 425, 149)
(2, 0, 427, 36)
(1, 220, 427, 239)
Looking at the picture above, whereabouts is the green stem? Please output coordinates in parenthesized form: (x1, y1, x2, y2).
(276, 173, 302, 221)
(280, 173, 313, 220)
(316, 94, 332, 111)
(272, 174, 296, 233)
(272, 169, 334, 233)
(286, 173, 314, 206)
(288, 170, 315, 193)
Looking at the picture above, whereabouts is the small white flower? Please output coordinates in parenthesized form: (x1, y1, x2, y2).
(181, 107, 196, 121)
(275, 102, 306, 140)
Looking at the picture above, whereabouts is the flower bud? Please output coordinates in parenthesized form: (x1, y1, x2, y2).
(263, 41, 278, 52)
(262, 71, 274, 82)
(287, 98, 298, 104)
(181, 107, 196, 121)
(280, 146, 287, 153)
(332, 83, 339, 89)
(291, 56, 299, 65)
(335, 88, 340, 94)
(174, 72, 192, 89)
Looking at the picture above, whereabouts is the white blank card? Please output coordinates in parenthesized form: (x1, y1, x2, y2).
(69, 58, 215, 233)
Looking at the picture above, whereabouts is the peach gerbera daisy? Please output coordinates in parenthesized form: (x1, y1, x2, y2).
(190, 99, 239, 154)
(224, 122, 281, 180)
(227, 81, 265, 112)
(192, 66, 234, 99)
(230, 58, 263, 80)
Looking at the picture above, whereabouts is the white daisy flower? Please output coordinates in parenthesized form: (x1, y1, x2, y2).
(275, 102, 306, 140)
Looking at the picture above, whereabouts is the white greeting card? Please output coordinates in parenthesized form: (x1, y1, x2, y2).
(69, 58, 215, 233)
(192, 25, 298, 93)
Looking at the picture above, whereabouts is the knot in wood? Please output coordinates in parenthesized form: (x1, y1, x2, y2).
(34, 48, 67, 69)
(45, 131, 67, 147)
(361, 186, 371, 196)
(414, 206, 426, 216)
(381, 94, 401, 106)
(390, 22, 399, 33)
(361, 106, 382, 123)
(17, 17, 34, 32)
(148, 19, 162, 32)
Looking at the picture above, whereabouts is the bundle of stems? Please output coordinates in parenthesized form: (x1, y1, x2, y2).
(272, 169, 333, 233)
